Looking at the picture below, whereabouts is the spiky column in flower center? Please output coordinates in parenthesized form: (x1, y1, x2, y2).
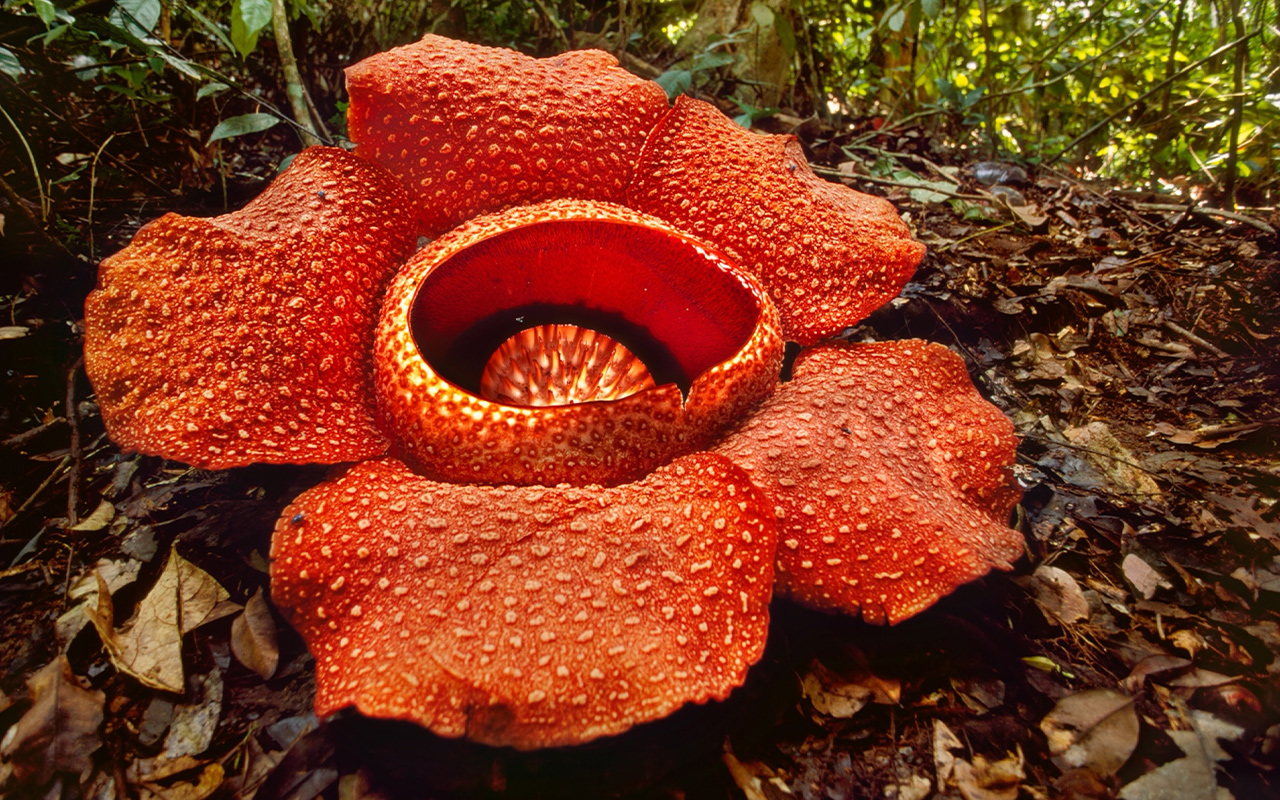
(479, 324, 656, 407)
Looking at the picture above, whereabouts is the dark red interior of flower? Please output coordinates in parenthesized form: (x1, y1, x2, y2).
(411, 219, 761, 397)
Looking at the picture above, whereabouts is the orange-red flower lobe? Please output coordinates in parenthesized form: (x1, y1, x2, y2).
(270, 453, 776, 750)
(84, 147, 417, 469)
(629, 98, 926, 345)
(346, 35, 670, 236)
(713, 340, 1023, 623)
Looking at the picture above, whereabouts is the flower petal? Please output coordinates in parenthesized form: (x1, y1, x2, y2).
(270, 453, 776, 750)
(375, 199, 783, 486)
(713, 341, 1023, 624)
(84, 147, 417, 469)
(628, 98, 926, 344)
(346, 35, 670, 237)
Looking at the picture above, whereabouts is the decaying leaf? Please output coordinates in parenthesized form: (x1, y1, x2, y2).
(1122, 554, 1170, 600)
(934, 719, 1024, 800)
(1122, 654, 1193, 692)
(70, 499, 116, 531)
(801, 657, 900, 719)
(140, 763, 225, 800)
(88, 547, 240, 692)
(1040, 689, 1139, 776)
(56, 558, 142, 646)
(164, 670, 223, 759)
(934, 719, 965, 785)
(1117, 712, 1242, 800)
(1021, 564, 1090, 625)
(0, 655, 105, 787)
(953, 750, 1025, 800)
(1063, 422, 1161, 498)
(231, 588, 279, 679)
(723, 746, 792, 800)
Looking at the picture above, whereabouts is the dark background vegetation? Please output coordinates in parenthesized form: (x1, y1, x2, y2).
(1, 1, 1279, 799)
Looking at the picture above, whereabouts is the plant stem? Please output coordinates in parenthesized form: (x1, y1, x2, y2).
(270, 0, 319, 147)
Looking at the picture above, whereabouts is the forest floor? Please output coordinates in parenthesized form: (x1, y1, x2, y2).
(1, 113, 1278, 800)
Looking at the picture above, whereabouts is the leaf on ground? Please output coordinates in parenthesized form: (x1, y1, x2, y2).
(934, 719, 965, 784)
(0, 655, 105, 787)
(88, 547, 240, 692)
(1063, 422, 1162, 497)
(57, 558, 141, 646)
(1122, 654, 1192, 692)
(1021, 565, 1090, 625)
(141, 763, 225, 800)
(1040, 689, 1139, 776)
(953, 750, 1025, 800)
(70, 499, 116, 531)
(801, 657, 900, 719)
(231, 588, 279, 679)
(722, 746, 792, 800)
(1122, 554, 1171, 600)
(164, 670, 223, 760)
(1117, 712, 1242, 800)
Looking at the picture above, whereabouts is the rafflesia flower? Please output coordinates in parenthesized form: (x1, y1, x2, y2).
(83, 36, 1023, 750)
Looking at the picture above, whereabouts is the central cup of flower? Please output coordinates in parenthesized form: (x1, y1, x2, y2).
(375, 200, 785, 488)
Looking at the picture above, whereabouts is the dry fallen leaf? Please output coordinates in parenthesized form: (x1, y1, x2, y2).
(1063, 422, 1162, 497)
(70, 499, 116, 532)
(723, 746, 792, 800)
(954, 750, 1025, 800)
(1122, 554, 1170, 600)
(141, 763, 224, 800)
(164, 670, 223, 760)
(801, 657, 900, 719)
(231, 588, 279, 680)
(88, 547, 240, 693)
(0, 655, 105, 787)
(1117, 712, 1242, 800)
(1040, 689, 1139, 776)
(56, 558, 141, 646)
(934, 719, 965, 785)
(1022, 564, 1090, 625)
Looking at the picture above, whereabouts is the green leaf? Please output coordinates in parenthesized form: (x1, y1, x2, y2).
(887, 8, 906, 32)
(113, 0, 162, 34)
(208, 112, 279, 144)
(197, 81, 231, 99)
(690, 51, 734, 72)
(33, 0, 56, 25)
(921, 0, 942, 20)
(749, 1, 774, 28)
(0, 46, 24, 79)
(654, 69, 692, 100)
(231, 0, 272, 58)
(180, 2, 237, 54)
(773, 14, 796, 59)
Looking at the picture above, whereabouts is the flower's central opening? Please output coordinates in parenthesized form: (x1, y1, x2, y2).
(411, 218, 761, 407)
(479, 324, 656, 406)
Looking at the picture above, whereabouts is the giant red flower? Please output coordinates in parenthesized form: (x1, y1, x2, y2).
(83, 36, 1023, 750)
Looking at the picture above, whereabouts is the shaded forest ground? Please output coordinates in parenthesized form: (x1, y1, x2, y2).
(2, 72, 1280, 800)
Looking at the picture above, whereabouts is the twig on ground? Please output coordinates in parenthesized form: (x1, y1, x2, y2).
(1163, 320, 1232, 360)
(2, 455, 71, 536)
(3, 418, 67, 449)
(1132, 202, 1276, 234)
(66, 357, 84, 527)
(810, 165, 990, 201)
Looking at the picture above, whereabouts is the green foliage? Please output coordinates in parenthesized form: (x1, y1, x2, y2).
(208, 111, 280, 142)
(230, 0, 273, 58)
(799, 0, 1277, 193)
